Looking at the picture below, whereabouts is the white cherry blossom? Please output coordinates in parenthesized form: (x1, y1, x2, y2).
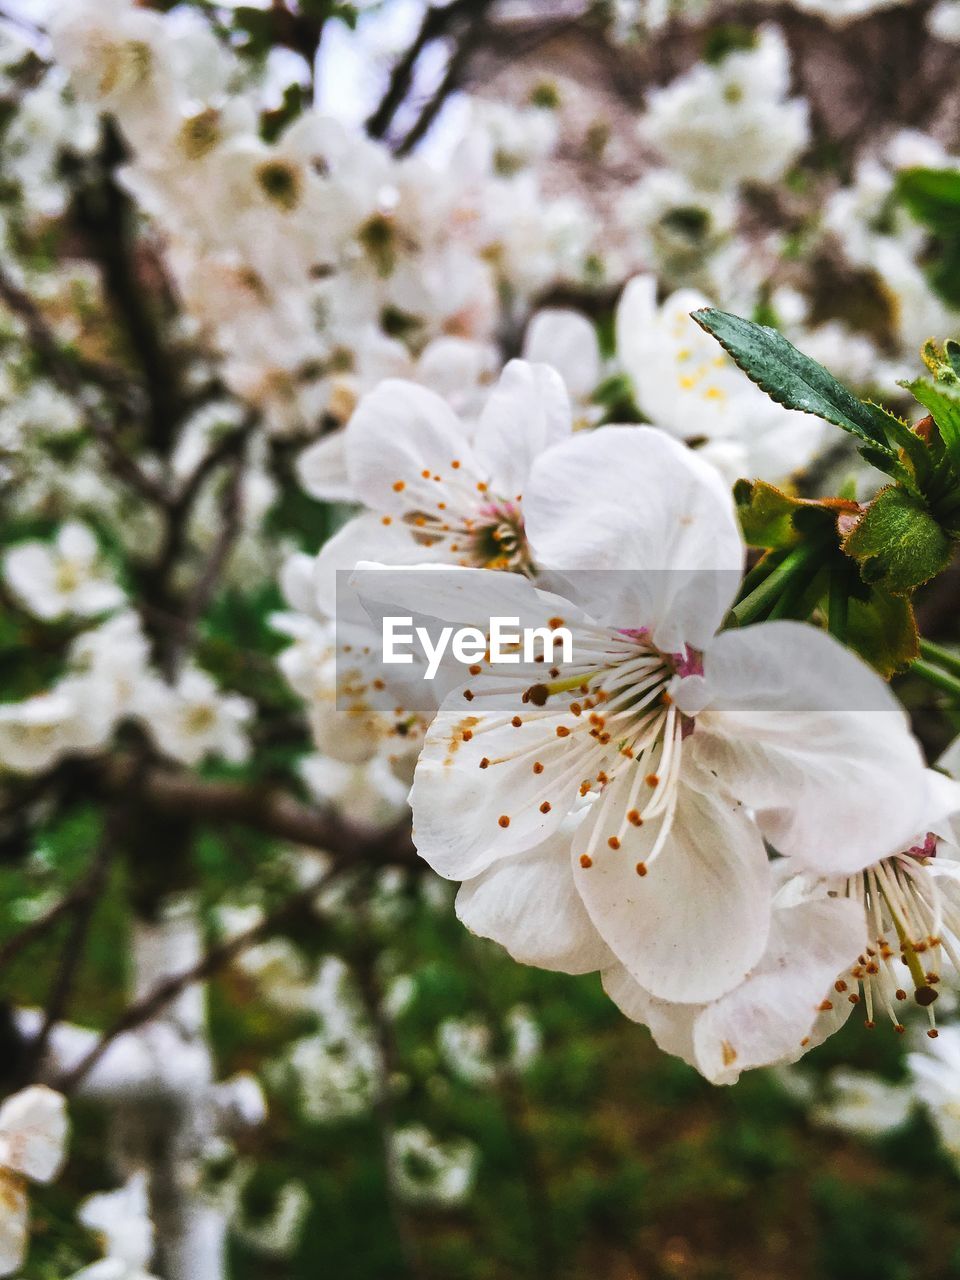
(616, 275, 826, 483)
(0, 679, 111, 774)
(639, 26, 809, 190)
(784, 772, 960, 1042)
(355, 427, 929, 1005)
(134, 666, 253, 767)
(309, 358, 573, 614)
(0, 1086, 69, 1277)
(610, 769, 960, 1080)
(389, 1126, 478, 1208)
(4, 522, 125, 621)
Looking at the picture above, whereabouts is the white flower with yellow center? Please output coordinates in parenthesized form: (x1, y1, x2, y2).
(355, 427, 930, 1006)
(616, 276, 826, 484)
(0, 1086, 69, 1277)
(805, 774, 960, 1041)
(307, 359, 572, 617)
(639, 26, 809, 190)
(3, 522, 125, 622)
(0, 680, 112, 775)
(133, 667, 253, 768)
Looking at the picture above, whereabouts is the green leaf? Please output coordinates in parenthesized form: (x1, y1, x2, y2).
(905, 377, 960, 463)
(841, 486, 952, 595)
(865, 404, 933, 490)
(734, 479, 854, 550)
(734, 479, 801, 549)
(897, 168, 960, 234)
(845, 587, 919, 678)
(692, 308, 898, 455)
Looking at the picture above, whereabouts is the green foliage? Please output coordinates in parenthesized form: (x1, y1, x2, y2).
(692, 308, 900, 460)
(730, 481, 922, 673)
(898, 167, 960, 305)
(812, 1176, 920, 1280)
(842, 486, 953, 596)
(734, 479, 847, 550)
(907, 372, 960, 481)
(845, 585, 919, 677)
(897, 168, 960, 233)
(702, 23, 757, 64)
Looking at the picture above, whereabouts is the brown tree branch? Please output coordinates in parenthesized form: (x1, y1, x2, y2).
(0, 267, 166, 504)
(94, 756, 416, 865)
(366, 0, 496, 145)
(72, 124, 184, 455)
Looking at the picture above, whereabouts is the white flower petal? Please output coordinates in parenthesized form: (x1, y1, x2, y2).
(345, 380, 481, 514)
(296, 427, 356, 502)
(0, 1086, 68, 1183)
(472, 359, 571, 499)
(692, 895, 864, 1084)
(56, 521, 98, 564)
(314, 513, 442, 620)
(351, 561, 592, 638)
(0, 1172, 27, 1277)
(573, 779, 771, 1002)
(456, 819, 616, 974)
(523, 310, 601, 404)
(525, 426, 743, 650)
(690, 621, 929, 873)
(601, 964, 699, 1066)
(409, 690, 587, 881)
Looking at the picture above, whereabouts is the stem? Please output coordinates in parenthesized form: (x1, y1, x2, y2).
(735, 548, 788, 602)
(919, 638, 960, 681)
(911, 659, 960, 702)
(728, 539, 826, 628)
(828, 568, 850, 644)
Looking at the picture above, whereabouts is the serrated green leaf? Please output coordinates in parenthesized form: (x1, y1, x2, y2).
(841, 486, 952, 595)
(905, 377, 960, 464)
(735, 479, 858, 551)
(734, 480, 801, 549)
(945, 339, 960, 378)
(845, 587, 919, 678)
(867, 403, 933, 488)
(692, 308, 897, 454)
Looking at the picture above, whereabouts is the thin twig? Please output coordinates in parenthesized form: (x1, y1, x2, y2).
(396, 6, 496, 158)
(365, 2, 454, 139)
(55, 863, 344, 1094)
(176, 447, 247, 642)
(0, 869, 100, 977)
(0, 267, 165, 504)
(72, 124, 183, 455)
(16, 839, 114, 1084)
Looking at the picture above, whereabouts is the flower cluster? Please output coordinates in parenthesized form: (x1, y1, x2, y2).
(5, 0, 960, 1270)
(319, 402, 958, 1083)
